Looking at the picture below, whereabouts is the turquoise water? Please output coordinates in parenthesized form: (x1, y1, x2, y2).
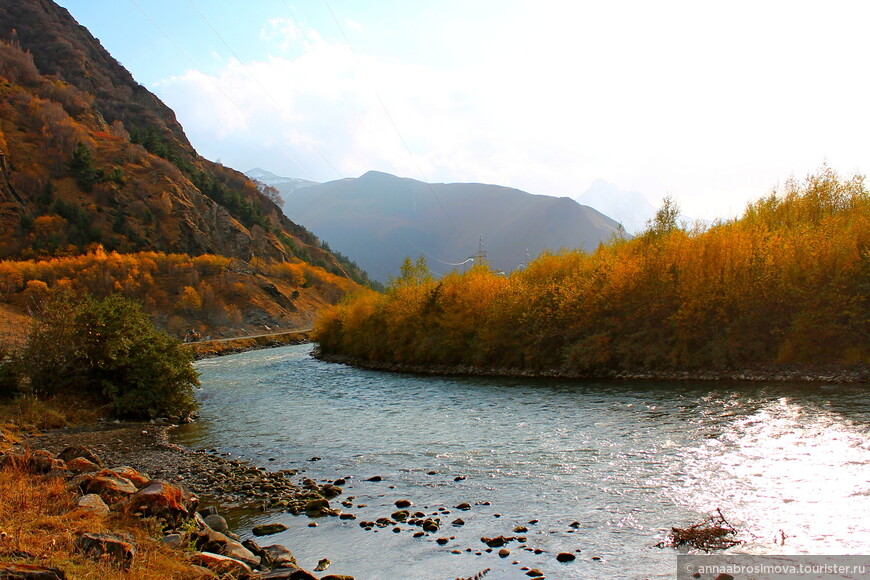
(174, 344, 870, 579)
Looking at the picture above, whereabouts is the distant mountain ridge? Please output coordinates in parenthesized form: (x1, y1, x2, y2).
(283, 171, 624, 283)
(245, 168, 318, 193)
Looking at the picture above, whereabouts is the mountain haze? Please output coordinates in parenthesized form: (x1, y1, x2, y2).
(576, 179, 657, 234)
(245, 168, 318, 195)
(285, 171, 623, 283)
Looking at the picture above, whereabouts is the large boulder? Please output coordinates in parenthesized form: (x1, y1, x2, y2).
(58, 445, 102, 466)
(194, 518, 260, 568)
(74, 532, 135, 569)
(82, 469, 138, 503)
(111, 466, 151, 488)
(126, 480, 197, 525)
(65, 457, 100, 474)
(190, 552, 252, 578)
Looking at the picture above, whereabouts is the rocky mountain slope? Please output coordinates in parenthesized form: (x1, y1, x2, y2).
(0, 0, 366, 336)
(284, 170, 623, 283)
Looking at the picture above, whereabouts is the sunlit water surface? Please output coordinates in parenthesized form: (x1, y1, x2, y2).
(173, 344, 870, 579)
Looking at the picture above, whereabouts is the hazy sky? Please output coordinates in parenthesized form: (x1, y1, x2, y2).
(56, 0, 870, 219)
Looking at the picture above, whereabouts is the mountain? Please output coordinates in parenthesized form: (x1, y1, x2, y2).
(245, 168, 318, 194)
(284, 171, 623, 283)
(0, 0, 365, 336)
(576, 179, 657, 235)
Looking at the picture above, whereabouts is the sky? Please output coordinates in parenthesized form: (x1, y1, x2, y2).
(56, 0, 870, 220)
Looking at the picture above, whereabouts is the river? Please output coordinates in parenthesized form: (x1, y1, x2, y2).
(172, 344, 870, 579)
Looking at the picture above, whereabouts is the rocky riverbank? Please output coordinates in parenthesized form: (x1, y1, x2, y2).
(314, 349, 870, 384)
(19, 419, 598, 579)
(9, 421, 354, 579)
(191, 331, 312, 360)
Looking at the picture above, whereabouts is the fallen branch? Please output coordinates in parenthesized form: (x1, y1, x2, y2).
(657, 508, 743, 551)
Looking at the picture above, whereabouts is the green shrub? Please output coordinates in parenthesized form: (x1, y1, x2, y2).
(24, 292, 199, 419)
(0, 347, 23, 399)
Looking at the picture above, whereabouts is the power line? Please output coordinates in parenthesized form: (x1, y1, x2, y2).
(321, 0, 470, 249)
(185, 0, 344, 178)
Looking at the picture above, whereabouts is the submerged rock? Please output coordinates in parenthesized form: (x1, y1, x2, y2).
(252, 523, 288, 536)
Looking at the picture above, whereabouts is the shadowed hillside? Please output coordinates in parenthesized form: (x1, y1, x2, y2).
(285, 170, 623, 282)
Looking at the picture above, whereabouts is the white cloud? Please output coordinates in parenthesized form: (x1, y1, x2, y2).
(154, 1, 870, 220)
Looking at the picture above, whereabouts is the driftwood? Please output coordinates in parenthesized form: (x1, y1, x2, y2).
(658, 508, 742, 551)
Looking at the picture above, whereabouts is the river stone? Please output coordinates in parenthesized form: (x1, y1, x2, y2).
(65, 456, 100, 474)
(261, 544, 299, 569)
(76, 494, 109, 516)
(320, 484, 343, 499)
(556, 552, 576, 562)
(526, 569, 544, 577)
(111, 466, 150, 488)
(304, 498, 330, 517)
(74, 532, 135, 569)
(455, 503, 471, 511)
(391, 510, 410, 522)
(58, 445, 102, 467)
(204, 514, 229, 534)
(498, 548, 510, 558)
(83, 470, 138, 503)
(321, 576, 355, 580)
(190, 552, 252, 578)
(314, 558, 330, 571)
(252, 522, 288, 536)
(422, 519, 439, 532)
(29, 450, 65, 475)
(481, 536, 508, 548)
(194, 518, 261, 568)
(395, 499, 412, 508)
(127, 479, 196, 526)
(0, 563, 67, 579)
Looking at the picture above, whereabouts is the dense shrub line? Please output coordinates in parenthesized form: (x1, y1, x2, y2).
(316, 169, 869, 372)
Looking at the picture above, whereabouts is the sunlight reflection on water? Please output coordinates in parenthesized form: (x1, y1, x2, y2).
(177, 345, 870, 579)
(663, 397, 870, 554)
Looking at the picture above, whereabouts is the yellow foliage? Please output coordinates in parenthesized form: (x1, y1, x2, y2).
(317, 169, 870, 370)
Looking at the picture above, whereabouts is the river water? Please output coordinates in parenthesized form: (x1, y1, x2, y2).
(173, 344, 870, 579)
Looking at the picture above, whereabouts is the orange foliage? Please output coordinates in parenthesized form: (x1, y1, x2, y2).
(317, 168, 870, 371)
(0, 248, 358, 337)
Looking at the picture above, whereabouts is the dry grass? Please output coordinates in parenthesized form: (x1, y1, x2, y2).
(0, 459, 199, 579)
(0, 394, 108, 435)
(0, 303, 30, 349)
(0, 400, 203, 578)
